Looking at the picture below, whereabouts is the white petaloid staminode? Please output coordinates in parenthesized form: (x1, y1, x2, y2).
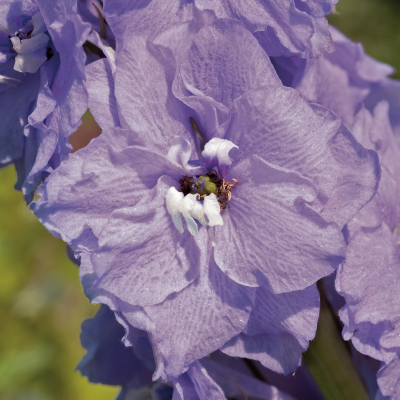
(10, 13, 49, 74)
(166, 188, 223, 236)
(202, 138, 238, 175)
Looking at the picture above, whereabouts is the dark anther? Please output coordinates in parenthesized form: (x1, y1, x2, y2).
(179, 176, 193, 196)
(179, 171, 238, 211)
(190, 117, 207, 157)
(46, 47, 54, 60)
(92, 3, 107, 40)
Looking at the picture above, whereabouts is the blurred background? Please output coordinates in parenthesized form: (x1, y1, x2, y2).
(0, 0, 399, 399)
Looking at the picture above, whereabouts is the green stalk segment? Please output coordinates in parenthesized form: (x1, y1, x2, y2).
(303, 282, 370, 400)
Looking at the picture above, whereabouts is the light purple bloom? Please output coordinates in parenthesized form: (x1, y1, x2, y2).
(33, 10, 379, 380)
(78, 304, 173, 399)
(173, 357, 296, 400)
(336, 101, 400, 400)
(290, 26, 400, 399)
(0, 0, 90, 201)
(290, 26, 394, 128)
(79, 304, 296, 400)
(78, 304, 154, 386)
(190, 0, 337, 58)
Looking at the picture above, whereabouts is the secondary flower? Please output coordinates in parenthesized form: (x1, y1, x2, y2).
(286, 26, 395, 128)
(287, 26, 400, 399)
(193, 0, 337, 58)
(33, 11, 379, 380)
(336, 102, 400, 400)
(0, 0, 90, 201)
(77, 304, 173, 399)
(79, 304, 296, 400)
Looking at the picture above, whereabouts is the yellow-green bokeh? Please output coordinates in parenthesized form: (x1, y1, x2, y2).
(0, 168, 118, 400)
(329, 0, 400, 79)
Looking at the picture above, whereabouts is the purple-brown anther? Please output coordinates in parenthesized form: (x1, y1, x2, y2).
(179, 171, 238, 210)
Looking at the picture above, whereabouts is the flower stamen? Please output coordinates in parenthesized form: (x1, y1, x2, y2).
(179, 172, 238, 211)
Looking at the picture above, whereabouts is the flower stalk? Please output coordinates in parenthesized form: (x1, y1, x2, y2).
(303, 281, 370, 400)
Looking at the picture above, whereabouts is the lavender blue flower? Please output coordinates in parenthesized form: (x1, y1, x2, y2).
(290, 26, 400, 399)
(181, 0, 337, 58)
(33, 10, 379, 381)
(79, 305, 296, 400)
(336, 103, 400, 400)
(289, 26, 394, 128)
(77, 304, 173, 400)
(0, 0, 90, 201)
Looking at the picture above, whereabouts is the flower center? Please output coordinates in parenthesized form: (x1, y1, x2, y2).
(166, 137, 239, 236)
(3, 13, 52, 74)
(179, 171, 238, 211)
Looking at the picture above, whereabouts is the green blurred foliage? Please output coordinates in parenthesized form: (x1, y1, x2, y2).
(0, 0, 398, 399)
(329, 0, 400, 79)
(0, 166, 118, 399)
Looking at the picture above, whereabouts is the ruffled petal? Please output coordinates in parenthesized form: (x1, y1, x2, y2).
(221, 284, 319, 374)
(31, 131, 147, 252)
(221, 332, 304, 375)
(194, 0, 315, 57)
(336, 223, 400, 360)
(214, 155, 345, 291)
(35, 0, 91, 152)
(228, 86, 380, 228)
(143, 235, 255, 378)
(85, 58, 120, 130)
(376, 357, 400, 400)
(103, 0, 196, 152)
(77, 304, 153, 386)
(90, 175, 200, 306)
(156, 16, 280, 140)
(0, 61, 39, 166)
(201, 358, 295, 400)
(173, 361, 226, 400)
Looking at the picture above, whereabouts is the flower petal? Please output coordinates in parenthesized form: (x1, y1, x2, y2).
(201, 138, 238, 178)
(103, 0, 196, 152)
(228, 86, 380, 228)
(336, 223, 400, 360)
(143, 234, 255, 378)
(214, 155, 345, 291)
(0, 61, 39, 166)
(221, 284, 319, 374)
(85, 58, 120, 130)
(92, 175, 200, 306)
(221, 332, 304, 375)
(201, 357, 296, 400)
(194, 0, 315, 57)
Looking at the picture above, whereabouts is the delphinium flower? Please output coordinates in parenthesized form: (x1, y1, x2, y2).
(288, 26, 395, 128)
(77, 304, 173, 400)
(189, 0, 337, 58)
(337, 101, 400, 400)
(78, 304, 296, 400)
(32, 6, 380, 384)
(282, 26, 400, 399)
(0, 0, 90, 202)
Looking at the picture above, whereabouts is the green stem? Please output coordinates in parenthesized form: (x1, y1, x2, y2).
(303, 281, 370, 400)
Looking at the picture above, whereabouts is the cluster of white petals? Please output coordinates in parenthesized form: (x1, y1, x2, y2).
(166, 188, 223, 236)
